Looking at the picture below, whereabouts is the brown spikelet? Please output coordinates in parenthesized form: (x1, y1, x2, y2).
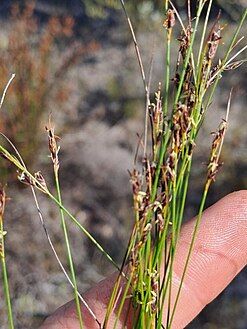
(207, 119, 228, 181)
(45, 119, 60, 172)
(18, 171, 48, 193)
(163, 9, 176, 30)
(34, 171, 48, 191)
(18, 171, 36, 187)
(207, 25, 222, 60)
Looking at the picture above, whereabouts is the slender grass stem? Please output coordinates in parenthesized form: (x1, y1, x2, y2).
(47, 191, 121, 271)
(164, 31, 171, 117)
(169, 0, 197, 81)
(0, 74, 15, 110)
(54, 171, 83, 329)
(0, 145, 120, 273)
(174, 0, 205, 106)
(163, 0, 172, 117)
(45, 121, 83, 327)
(167, 181, 210, 329)
(168, 93, 231, 328)
(0, 133, 100, 326)
(0, 76, 16, 329)
(0, 246, 15, 329)
(0, 189, 15, 329)
(118, 0, 147, 93)
(113, 272, 133, 329)
(196, 0, 213, 73)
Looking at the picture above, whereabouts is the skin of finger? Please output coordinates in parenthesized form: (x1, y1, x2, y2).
(169, 190, 247, 328)
(40, 190, 247, 329)
(40, 271, 132, 329)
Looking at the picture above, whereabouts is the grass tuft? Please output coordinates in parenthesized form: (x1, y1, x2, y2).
(0, 1, 246, 328)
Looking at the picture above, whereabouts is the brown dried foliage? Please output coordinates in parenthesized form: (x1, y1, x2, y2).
(0, 2, 99, 177)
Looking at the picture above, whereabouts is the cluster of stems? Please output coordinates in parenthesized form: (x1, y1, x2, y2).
(0, 1, 246, 328)
(102, 1, 246, 328)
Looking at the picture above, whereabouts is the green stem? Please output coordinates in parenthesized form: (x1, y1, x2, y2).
(46, 190, 120, 272)
(113, 272, 133, 329)
(164, 24, 172, 117)
(54, 170, 83, 329)
(196, 0, 213, 76)
(0, 216, 15, 329)
(168, 180, 211, 328)
(0, 145, 119, 273)
(174, 0, 205, 106)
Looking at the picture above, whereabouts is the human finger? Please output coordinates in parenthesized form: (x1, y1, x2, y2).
(40, 190, 247, 329)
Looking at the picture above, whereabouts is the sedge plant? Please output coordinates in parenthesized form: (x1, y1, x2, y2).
(0, 1, 246, 328)
(102, 1, 247, 328)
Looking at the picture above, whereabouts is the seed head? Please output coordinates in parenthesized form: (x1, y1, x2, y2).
(207, 22, 223, 60)
(18, 171, 48, 193)
(163, 9, 176, 29)
(18, 171, 35, 187)
(207, 118, 228, 181)
(45, 120, 60, 172)
(34, 171, 48, 192)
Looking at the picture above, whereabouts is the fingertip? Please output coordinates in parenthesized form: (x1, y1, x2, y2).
(220, 189, 247, 208)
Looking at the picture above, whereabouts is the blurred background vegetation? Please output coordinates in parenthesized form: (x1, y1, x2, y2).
(0, 1, 246, 328)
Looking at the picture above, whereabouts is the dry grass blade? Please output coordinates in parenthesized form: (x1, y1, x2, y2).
(0, 74, 15, 110)
(118, 0, 147, 93)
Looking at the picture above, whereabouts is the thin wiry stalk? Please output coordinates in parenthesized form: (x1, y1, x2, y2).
(47, 191, 121, 271)
(112, 273, 133, 329)
(117, 0, 152, 160)
(174, 0, 205, 105)
(117, 0, 147, 93)
(0, 132, 101, 327)
(197, 0, 213, 72)
(144, 53, 154, 158)
(0, 188, 15, 329)
(0, 74, 15, 110)
(46, 121, 83, 328)
(0, 144, 120, 274)
(31, 190, 102, 326)
(168, 92, 231, 329)
(102, 201, 143, 327)
(54, 172, 84, 329)
(225, 43, 247, 64)
(0, 73, 16, 329)
(168, 183, 209, 329)
(163, 2, 173, 117)
(169, 0, 196, 80)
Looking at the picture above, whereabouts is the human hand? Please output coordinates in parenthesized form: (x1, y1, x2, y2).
(40, 191, 247, 329)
